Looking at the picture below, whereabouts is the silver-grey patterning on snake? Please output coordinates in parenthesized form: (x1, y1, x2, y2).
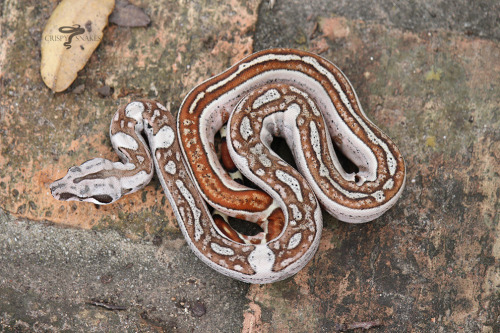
(50, 48, 406, 283)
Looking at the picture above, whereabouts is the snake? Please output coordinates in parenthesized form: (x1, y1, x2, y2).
(50, 48, 406, 283)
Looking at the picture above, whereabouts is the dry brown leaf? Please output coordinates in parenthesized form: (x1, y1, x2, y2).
(41, 0, 115, 92)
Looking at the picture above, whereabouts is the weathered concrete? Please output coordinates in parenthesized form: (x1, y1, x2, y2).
(0, 210, 249, 331)
(1, 0, 498, 332)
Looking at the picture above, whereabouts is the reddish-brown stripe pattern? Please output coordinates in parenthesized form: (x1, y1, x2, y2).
(179, 49, 404, 214)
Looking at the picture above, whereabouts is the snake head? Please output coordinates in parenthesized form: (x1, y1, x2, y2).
(50, 158, 147, 205)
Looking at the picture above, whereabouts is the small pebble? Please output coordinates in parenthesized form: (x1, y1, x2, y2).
(190, 301, 206, 317)
(97, 85, 114, 97)
(73, 84, 85, 94)
(109, 0, 151, 27)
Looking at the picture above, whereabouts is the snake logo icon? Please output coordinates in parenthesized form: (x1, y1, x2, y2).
(58, 24, 85, 49)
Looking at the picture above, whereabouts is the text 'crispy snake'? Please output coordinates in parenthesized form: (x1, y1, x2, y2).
(51, 49, 405, 283)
